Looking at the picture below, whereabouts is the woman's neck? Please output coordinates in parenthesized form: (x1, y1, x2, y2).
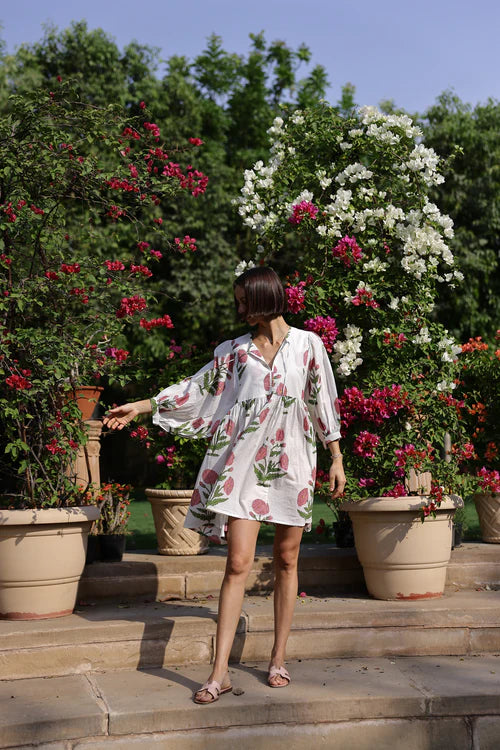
(254, 316, 289, 344)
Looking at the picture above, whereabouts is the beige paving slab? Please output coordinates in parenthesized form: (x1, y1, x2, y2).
(94, 658, 426, 736)
(0, 675, 106, 749)
(394, 654, 500, 716)
(474, 716, 500, 750)
(72, 718, 471, 750)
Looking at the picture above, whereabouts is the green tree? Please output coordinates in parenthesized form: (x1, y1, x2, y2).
(421, 92, 500, 342)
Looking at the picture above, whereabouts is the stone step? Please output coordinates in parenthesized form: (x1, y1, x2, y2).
(1, 655, 500, 749)
(1, 590, 500, 681)
(78, 542, 500, 601)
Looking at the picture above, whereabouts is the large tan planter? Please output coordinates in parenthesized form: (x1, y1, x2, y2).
(146, 489, 209, 555)
(474, 492, 500, 543)
(342, 495, 462, 601)
(0, 506, 99, 620)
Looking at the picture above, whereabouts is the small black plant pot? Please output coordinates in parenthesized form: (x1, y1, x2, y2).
(99, 534, 126, 562)
(85, 534, 126, 564)
(452, 522, 463, 550)
(85, 535, 101, 565)
(333, 512, 355, 548)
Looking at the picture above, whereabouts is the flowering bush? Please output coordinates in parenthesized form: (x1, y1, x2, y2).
(87, 483, 132, 535)
(0, 83, 206, 508)
(236, 103, 470, 512)
(455, 333, 500, 494)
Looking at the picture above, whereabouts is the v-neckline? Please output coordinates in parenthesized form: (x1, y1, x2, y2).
(249, 327, 291, 369)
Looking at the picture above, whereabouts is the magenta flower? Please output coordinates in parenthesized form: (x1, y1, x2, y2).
(332, 235, 363, 267)
(353, 431, 381, 459)
(304, 316, 338, 352)
(289, 200, 318, 225)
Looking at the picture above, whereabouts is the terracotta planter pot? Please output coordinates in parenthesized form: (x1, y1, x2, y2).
(0, 506, 100, 619)
(342, 495, 462, 601)
(474, 492, 500, 543)
(145, 489, 209, 555)
(74, 386, 104, 421)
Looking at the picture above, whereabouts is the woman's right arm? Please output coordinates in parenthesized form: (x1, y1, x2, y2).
(102, 399, 152, 430)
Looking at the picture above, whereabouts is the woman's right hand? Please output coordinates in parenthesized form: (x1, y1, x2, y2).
(102, 403, 140, 431)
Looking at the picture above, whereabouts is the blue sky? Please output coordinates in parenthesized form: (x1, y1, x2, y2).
(1, 0, 499, 113)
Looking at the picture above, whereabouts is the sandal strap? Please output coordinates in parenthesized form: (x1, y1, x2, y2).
(198, 679, 221, 700)
(269, 666, 290, 681)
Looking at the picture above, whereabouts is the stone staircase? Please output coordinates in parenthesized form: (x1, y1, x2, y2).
(1, 543, 499, 749)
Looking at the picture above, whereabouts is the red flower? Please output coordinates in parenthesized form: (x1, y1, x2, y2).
(5, 374, 31, 390)
(174, 394, 189, 406)
(303, 416, 309, 432)
(189, 137, 204, 146)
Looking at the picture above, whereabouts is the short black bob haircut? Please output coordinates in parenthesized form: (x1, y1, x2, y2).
(234, 265, 287, 321)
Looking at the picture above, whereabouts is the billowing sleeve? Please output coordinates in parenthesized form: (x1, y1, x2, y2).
(151, 343, 236, 439)
(305, 333, 342, 448)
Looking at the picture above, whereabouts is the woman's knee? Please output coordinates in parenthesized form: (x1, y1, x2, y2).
(225, 551, 254, 579)
(274, 545, 300, 573)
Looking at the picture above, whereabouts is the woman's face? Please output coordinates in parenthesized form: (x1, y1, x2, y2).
(234, 285, 257, 325)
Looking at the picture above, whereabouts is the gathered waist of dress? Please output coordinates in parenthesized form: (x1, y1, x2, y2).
(235, 394, 302, 408)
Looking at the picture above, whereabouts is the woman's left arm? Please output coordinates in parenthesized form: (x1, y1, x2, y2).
(327, 439, 346, 500)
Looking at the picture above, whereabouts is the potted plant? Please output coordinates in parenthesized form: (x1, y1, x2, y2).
(236, 103, 468, 598)
(144, 436, 209, 556)
(0, 82, 207, 616)
(455, 334, 500, 542)
(86, 483, 132, 563)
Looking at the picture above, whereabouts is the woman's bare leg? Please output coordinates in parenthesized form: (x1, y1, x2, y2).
(195, 517, 260, 702)
(269, 524, 303, 686)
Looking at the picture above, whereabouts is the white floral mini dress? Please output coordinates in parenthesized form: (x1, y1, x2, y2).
(152, 326, 341, 542)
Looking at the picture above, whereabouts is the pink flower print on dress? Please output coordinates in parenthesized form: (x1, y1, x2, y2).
(192, 417, 204, 429)
(334, 397, 341, 415)
(237, 349, 248, 363)
(279, 453, 289, 471)
(252, 498, 270, 515)
(259, 407, 270, 423)
(317, 417, 327, 432)
(224, 477, 234, 495)
(275, 382, 287, 395)
(209, 419, 220, 435)
(202, 469, 218, 485)
(264, 373, 271, 391)
(297, 488, 309, 506)
(303, 350, 309, 366)
(215, 380, 225, 396)
(311, 467, 317, 483)
(225, 419, 235, 436)
(303, 415, 310, 432)
(276, 428, 285, 442)
(255, 445, 267, 461)
(190, 489, 201, 506)
(226, 452, 235, 466)
(175, 393, 189, 406)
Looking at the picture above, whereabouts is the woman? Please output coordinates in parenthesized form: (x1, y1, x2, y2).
(103, 266, 345, 704)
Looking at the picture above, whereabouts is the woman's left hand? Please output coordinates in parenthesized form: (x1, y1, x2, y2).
(329, 460, 346, 500)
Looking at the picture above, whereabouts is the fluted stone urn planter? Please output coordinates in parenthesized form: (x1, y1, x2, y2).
(474, 492, 500, 543)
(342, 495, 463, 601)
(0, 506, 99, 619)
(145, 489, 209, 555)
